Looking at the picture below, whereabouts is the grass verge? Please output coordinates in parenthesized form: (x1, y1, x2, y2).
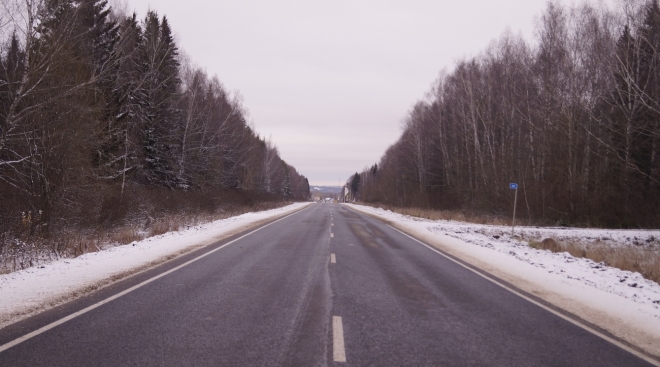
(358, 203, 515, 226)
(529, 238, 660, 283)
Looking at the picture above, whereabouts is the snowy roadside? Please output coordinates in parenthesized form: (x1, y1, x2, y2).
(345, 203, 660, 359)
(0, 202, 311, 328)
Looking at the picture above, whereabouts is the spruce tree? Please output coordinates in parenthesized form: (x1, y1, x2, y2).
(136, 11, 181, 187)
(98, 13, 142, 196)
(350, 173, 360, 197)
(70, 0, 126, 182)
(302, 177, 310, 199)
(74, 0, 119, 76)
(282, 162, 292, 197)
(0, 33, 26, 176)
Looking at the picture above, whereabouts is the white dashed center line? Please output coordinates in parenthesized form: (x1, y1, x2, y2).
(331, 253, 336, 263)
(333, 316, 347, 362)
(330, 233, 334, 238)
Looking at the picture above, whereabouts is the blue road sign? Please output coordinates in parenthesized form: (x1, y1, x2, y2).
(509, 183, 518, 189)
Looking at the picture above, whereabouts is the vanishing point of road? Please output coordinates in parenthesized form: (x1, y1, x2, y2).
(0, 203, 656, 366)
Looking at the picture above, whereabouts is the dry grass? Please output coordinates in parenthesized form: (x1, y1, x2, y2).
(148, 216, 180, 237)
(111, 227, 144, 245)
(0, 201, 291, 274)
(530, 238, 660, 283)
(361, 203, 513, 226)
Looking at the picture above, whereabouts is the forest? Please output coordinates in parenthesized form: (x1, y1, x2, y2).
(351, 0, 660, 228)
(0, 0, 309, 248)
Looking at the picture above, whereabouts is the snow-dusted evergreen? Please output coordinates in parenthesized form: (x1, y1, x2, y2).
(0, 0, 310, 241)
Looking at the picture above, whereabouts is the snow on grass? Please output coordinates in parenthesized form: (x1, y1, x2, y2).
(0, 203, 311, 328)
(346, 203, 660, 358)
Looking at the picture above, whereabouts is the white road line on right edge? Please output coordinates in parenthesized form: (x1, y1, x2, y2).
(386, 224, 660, 367)
(333, 316, 347, 362)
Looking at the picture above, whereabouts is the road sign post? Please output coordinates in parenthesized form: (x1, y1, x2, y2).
(509, 183, 518, 237)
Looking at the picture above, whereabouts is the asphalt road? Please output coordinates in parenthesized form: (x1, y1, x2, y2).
(0, 203, 656, 366)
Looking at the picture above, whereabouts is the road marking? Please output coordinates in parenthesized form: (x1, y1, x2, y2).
(333, 316, 347, 362)
(386, 224, 660, 367)
(0, 205, 313, 354)
(330, 233, 334, 238)
(331, 223, 334, 227)
(331, 253, 336, 263)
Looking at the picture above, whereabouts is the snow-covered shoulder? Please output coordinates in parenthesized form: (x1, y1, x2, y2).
(0, 202, 311, 328)
(345, 203, 660, 359)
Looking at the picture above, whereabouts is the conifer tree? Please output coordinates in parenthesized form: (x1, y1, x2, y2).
(98, 13, 142, 196)
(0, 33, 25, 154)
(136, 11, 181, 187)
(74, 0, 119, 76)
(0, 33, 26, 200)
(282, 162, 292, 197)
(0, 0, 311, 240)
(350, 173, 360, 198)
(302, 177, 310, 200)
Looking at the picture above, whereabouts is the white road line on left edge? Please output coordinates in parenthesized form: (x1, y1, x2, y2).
(331, 254, 336, 263)
(0, 204, 313, 354)
(333, 316, 347, 362)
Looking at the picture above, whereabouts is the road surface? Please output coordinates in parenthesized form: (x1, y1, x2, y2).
(0, 203, 656, 366)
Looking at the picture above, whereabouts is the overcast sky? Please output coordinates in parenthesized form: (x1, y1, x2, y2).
(121, 0, 565, 186)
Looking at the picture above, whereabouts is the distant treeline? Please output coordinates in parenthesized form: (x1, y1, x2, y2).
(353, 0, 660, 228)
(0, 0, 309, 235)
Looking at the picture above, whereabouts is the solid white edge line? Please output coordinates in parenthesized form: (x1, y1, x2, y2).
(386, 223, 660, 367)
(332, 316, 346, 362)
(331, 253, 336, 264)
(0, 204, 313, 354)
